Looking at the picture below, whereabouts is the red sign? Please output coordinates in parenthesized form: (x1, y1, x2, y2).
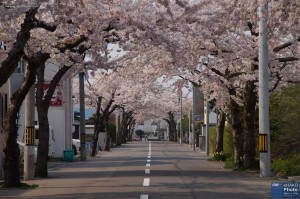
(35, 84, 62, 106)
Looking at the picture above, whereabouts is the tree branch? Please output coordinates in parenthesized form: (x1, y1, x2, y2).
(275, 57, 299, 62)
(273, 36, 300, 53)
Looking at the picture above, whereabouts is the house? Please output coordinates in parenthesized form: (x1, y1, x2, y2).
(136, 120, 168, 140)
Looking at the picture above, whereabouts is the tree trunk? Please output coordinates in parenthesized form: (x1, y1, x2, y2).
(91, 97, 102, 156)
(35, 63, 49, 177)
(116, 111, 122, 146)
(164, 111, 177, 142)
(104, 123, 110, 151)
(35, 108, 49, 177)
(35, 58, 71, 176)
(230, 98, 244, 164)
(128, 119, 135, 141)
(2, 64, 37, 187)
(120, 112, 127, 144)
(243, 81, 257, 169)
(3, 111, 21, 187)
(216, 110, 226, 152)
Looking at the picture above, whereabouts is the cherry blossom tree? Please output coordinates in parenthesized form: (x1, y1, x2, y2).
(1, 0, 299, 185)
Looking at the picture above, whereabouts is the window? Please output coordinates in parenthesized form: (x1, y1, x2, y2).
(14, 59, 26, 74)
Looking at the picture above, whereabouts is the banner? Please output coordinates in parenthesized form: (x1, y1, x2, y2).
(35, 83, 62, 106)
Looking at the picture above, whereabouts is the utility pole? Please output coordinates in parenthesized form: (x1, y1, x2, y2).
(180, 81, 183, 145)
(24, 85, 35, 180)
(115, 108, 121, 146)
(188, 108, 191, 148)
(192, 84, 196, 151)
(205, 96, 210, 156)
(258, 0, 271, 177)
(79, 72, 87, 161)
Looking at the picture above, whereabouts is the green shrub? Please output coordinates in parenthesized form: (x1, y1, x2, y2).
(223, 124, 234, 156)
(224, 156, 235, 169)
(272, 155, 300, 177)
(209, 127, 217, 154)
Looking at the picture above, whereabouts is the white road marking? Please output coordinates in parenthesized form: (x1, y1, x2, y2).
(147, 155, 151, 158)
(145, 168, 150, 174)
(146, 163, 150, 167)
(143, 178, 150, 186)
(147, 159, 151, 162)
(140, 194, 149, 199)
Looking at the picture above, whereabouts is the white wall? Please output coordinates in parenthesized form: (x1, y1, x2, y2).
(47, 108, 65, 158)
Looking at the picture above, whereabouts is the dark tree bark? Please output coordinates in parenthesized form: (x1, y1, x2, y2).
(229, 97, 244, 164)
(164, 111, 177, 142)
(120, 110, 134, 143)
(120, 112, 127, 144)
(242, 80, 258, 169)
(215, 109, 226, 152)
(127, 118, 136, 141)
(35, 62, 71, 177)
(116, 111, 122, 146)
(95, 93, 118, 152)
(91, 96, 102, 156)
(2, 63, 37, 187)
(35, 63, 49, 177)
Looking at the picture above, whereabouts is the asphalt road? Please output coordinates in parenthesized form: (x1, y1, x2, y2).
(0, 141, 277, 198)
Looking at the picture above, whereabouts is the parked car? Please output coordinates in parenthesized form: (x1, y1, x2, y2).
(18, 141, 37, 163)
(72, 139, 80, 155)
(34, 125, 55, 158)
(133, 137, 141, 141)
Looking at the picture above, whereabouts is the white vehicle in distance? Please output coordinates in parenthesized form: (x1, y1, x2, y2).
(72, 139, 80, 155)
(35, 125, 55, 158)
(17, 141, 37, 163)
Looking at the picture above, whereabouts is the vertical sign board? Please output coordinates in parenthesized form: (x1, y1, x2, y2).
(259, 134, 268, 152)
(25, 126, 35, 145)
(271, 182, 299, 198)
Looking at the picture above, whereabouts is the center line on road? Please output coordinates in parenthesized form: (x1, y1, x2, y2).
(146, 163, 150, 167)
(145, 168, 150, 174)
(140, 194, 149, 199)
(143, 178, 150, 186)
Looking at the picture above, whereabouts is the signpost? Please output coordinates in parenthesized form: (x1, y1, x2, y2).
(195, 115, 201, 122)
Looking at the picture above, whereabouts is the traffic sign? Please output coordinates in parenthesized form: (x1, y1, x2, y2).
(195, 115, 201, 122)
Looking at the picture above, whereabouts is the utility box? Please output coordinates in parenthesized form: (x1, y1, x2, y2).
(63, 149, 74, 162)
